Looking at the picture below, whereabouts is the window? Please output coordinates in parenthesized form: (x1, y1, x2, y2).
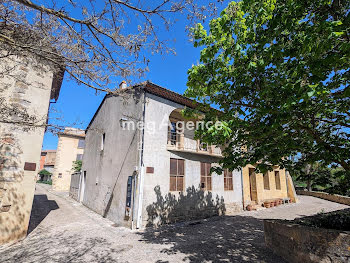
(76, 154, 83, 161)
(168, 122, 179, 145)
(224, 169, 233, 191)
(275, 171, 281, 190)
(263, 172, 270, 190)
(170, 158, 184, 191)
(101, 133, 106, 151)
(78, 139, 85, 149)
(200, 162, 212, 191)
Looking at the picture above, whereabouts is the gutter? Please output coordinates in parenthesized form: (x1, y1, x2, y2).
(240, 168, 245, 210)
(135, 90, 146, 229)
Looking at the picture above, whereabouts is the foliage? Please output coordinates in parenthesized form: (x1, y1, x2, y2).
(36, 180, 52, 185)
(38, 169, 52, 176)
(72, 160, 82, 172)
(186, 0, 350, 175)
(326, 168, 350, 196)
(295, 208, 350, 231)
(0, 0, 222, 92)
(0, 0, 223, 131)
(292, 163, 332, 191)
(292, 163, 350, 196)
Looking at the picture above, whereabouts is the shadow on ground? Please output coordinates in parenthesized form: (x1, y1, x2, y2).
(146, 186, 226, 227)
(139, 215, 286, 263)
(27, 194, 59, 234)
(1, 230, 133, 263)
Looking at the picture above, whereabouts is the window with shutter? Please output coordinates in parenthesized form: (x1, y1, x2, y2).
(200, 162, 212, 191)
(263, 172, 270, 190)
(224, 169, 233, 191)
(169, 158, 185, 191)
(275, 171, 281, 190)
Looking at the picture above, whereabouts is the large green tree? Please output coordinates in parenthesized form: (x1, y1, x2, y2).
(186, 0, 350, 173)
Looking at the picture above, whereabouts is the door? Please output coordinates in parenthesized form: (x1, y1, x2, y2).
(249, 168, 258, 203)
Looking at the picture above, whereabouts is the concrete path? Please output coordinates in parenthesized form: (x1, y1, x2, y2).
(0, 184, 348, 263)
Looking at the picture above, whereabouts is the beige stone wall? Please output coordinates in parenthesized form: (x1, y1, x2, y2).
(297, 190, 350, 206)
(52, 133, 84, 191)
(0, 55, 54, 244)
(242, 165, 289, 206)
(264, 220, 350, 263)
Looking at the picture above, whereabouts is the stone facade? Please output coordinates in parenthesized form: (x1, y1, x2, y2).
(39, 150, 56, 175)
(0, 53, 63, 244)
(79, 81, 297, 229)
(52, 128, 84, 191)
(141, 92, 242, 227)
(242, 164, 295, 207)
(80, 82, 243, 229)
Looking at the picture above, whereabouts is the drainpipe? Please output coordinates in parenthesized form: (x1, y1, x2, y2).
(240, 168, 245, 210)
(136, 90, 146, 229)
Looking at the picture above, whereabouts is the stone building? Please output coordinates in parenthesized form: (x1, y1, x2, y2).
(52, 128, 85, 191)
(39, 150, 56, 174)
(0, 26, 64, 244)
(76, 81, 296, 229)
(78, 81, 243, 229)
(242, 164, 297, 208)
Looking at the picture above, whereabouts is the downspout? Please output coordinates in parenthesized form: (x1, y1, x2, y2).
(136, 90, 146, 229)
(240, 168, 245, 210)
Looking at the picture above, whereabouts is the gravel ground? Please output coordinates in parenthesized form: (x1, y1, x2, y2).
(0, 184, 348, 263)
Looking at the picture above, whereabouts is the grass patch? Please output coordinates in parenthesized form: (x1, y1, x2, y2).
(36, 180, 52, 185)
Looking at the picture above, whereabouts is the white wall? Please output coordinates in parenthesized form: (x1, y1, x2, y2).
(141, 93, 243, 226)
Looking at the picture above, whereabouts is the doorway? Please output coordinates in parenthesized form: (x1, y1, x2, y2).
(249, 168, 258, 203)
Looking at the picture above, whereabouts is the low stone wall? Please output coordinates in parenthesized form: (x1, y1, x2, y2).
(264, 220, 350, 263)
(297, 190, 350, 206)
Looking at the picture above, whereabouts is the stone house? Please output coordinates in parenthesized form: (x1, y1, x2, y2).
(0, 28, 64, 244)
(39, 150, 56, 175)
(52, 128, 85, 191)
(242, 164, 297, 208)
(76, 81, 296, 229)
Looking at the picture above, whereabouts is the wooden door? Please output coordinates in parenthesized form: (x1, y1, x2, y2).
(249, 168, 257, 202)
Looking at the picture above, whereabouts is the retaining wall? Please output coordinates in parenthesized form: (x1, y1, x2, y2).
(297, 190, 350, 206)
(264, 220, 350, 263)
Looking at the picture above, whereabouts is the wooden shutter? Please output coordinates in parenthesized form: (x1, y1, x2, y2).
(264, 172, 270, 190)
(275, 171, 281, 190)
(178, 159, 184, 175)
(170, 158, 185, 191)
(170, 176, 177, 191)
(170, 158, 177, 175)
(206, 163, 211, 176)
(200, 162, 205, 176)
(224, 169, 233, 191)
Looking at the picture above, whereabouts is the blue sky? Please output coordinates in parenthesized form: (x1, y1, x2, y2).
(42, 8, 219, 150)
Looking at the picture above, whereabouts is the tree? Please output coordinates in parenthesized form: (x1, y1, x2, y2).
(38, 169, 51, 176)
(72, 160, 82, 172)
(0, 0, 222, 130)
(0, 0, 221, 92)
(186, 0, 350, 174)
(292, 162, 332, 191)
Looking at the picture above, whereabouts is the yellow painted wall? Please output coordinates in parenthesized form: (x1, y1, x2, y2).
(52, 133, 84, 191)
(242, 164, 289, 206)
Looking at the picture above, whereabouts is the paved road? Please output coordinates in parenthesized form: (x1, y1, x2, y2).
(0, 184, 348, 263)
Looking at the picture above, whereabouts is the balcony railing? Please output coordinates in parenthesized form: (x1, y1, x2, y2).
(167, 132, 221, 156)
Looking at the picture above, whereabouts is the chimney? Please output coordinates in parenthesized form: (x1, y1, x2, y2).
(119, 80, 127, 89)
